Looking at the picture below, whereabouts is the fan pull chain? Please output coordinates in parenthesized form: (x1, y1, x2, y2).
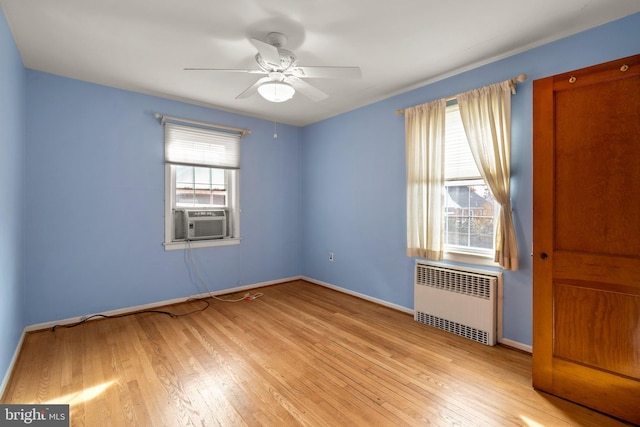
(274, 120, 278, 139)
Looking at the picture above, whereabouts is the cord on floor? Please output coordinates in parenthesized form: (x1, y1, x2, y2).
(51, 291, 264, 332)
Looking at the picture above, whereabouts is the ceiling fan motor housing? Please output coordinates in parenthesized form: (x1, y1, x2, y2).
(255, 48, 297, 72)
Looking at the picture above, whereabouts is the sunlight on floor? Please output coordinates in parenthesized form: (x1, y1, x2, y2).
(520, 415, 545, 427)
(43, 380, 115, 406)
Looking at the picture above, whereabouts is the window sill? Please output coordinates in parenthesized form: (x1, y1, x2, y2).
(164, 237, 241, 251)
(444, 250, 500, 268)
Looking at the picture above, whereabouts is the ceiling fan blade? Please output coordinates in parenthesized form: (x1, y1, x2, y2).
(290, 66, 361, 79)
(285, 76, 328, 101)
(250, 38, 281, 69)
(184, 68, 266, 74)
(236, 77, 271, 99)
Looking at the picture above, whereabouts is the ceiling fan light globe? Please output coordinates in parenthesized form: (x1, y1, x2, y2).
(258, 81, 295, 102)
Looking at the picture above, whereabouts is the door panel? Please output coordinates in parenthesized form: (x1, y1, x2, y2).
(554, 283, 640, 379)
(554, 76, 640, 257)
(533, 54, 640, 424)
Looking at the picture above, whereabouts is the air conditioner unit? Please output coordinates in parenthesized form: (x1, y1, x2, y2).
(173, 209, 227, 241)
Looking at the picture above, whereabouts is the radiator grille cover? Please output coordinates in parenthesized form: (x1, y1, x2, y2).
(414, 262, 500, 346)
(415, 311, 490, 345)
(416, 264, 492, 299)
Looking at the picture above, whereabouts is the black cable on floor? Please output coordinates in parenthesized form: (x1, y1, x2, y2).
(51, 298, 211, 332)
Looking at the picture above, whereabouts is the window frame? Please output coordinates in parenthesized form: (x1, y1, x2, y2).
(164, 164, 240, 250)
(161, 119, 243, 251)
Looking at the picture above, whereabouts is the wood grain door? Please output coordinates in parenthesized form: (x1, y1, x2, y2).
(532, 54, 640, 424)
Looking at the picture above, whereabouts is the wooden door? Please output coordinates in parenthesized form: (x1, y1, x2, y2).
(532, 54, 640, 424)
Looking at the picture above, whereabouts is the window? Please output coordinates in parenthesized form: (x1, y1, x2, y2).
(163, 121, 241, 250)
(444, 103, 495, 256)
(405, 79, 517, 269)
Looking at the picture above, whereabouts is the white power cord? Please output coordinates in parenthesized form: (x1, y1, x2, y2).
(185, 239, 264, 303)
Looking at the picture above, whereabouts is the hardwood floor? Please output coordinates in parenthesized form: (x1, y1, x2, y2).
(2, 280, 631, 426)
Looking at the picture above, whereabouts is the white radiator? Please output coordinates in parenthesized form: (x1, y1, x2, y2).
(414, 261, 501, 346)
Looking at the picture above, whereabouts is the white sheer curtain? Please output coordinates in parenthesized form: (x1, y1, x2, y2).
(405, 99, 447, 259)
(456, 80, 519, 270)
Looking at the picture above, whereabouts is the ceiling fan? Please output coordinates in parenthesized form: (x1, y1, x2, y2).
(184, 32, 361, 103)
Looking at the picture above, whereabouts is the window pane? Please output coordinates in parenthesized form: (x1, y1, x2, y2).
(211, 168, 225, 189)
(175, 166, 194, 205)
(194, 167, 211, 185)
(175, 165, 228, 208)
(176, 188, 195, 205)
(444, 184, 494, 250)
(176, 165, 193, 183)
(470, 216, 494, 249)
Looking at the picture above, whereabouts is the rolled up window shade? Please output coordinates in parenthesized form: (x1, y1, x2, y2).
(445, 103, 480, 181)
(164, 123, 240, 169)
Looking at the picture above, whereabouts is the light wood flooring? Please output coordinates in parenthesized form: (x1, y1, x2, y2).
(1, 280, 631, 426)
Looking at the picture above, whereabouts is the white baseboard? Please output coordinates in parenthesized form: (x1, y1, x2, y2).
(302, 276, 414, 315)
(498, 337, 532, 353)
(26, 276, 302, 332)
(0, 329, 26, 400)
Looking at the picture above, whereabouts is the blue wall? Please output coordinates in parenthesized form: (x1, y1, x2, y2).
(301, 13, 640, 346)
(0, 9, 26, 388)
(24, 72, 302, 325)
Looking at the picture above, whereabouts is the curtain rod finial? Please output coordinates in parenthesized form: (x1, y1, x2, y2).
(515, 73, 527, 83)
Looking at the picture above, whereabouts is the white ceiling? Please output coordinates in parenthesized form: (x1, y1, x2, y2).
(2, 1, 639, 126)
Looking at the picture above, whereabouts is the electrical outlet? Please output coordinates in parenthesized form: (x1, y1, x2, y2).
(329, 252, 334, 261)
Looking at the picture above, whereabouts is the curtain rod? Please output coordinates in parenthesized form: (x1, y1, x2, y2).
(154, 113, 252, 136)
(395, 73, 527, 115)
